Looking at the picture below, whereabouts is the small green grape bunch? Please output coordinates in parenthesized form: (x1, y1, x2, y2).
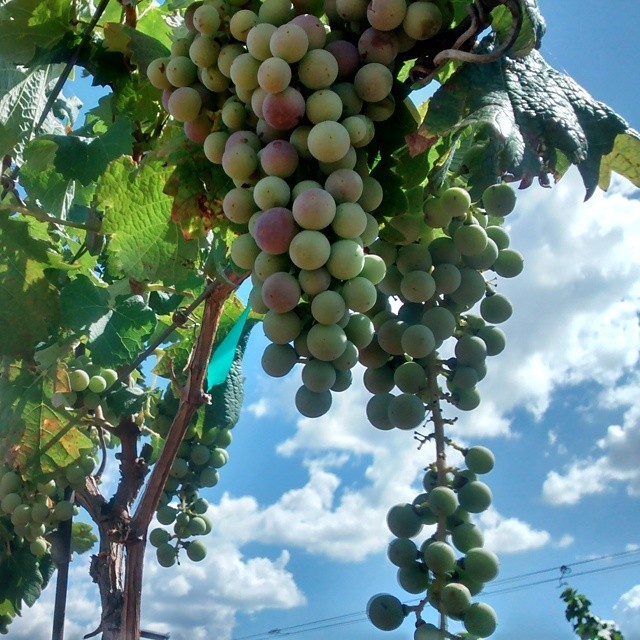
(66, 355, 118, 412)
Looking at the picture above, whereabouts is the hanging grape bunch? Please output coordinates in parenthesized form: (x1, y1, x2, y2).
(149, 0, 524, 635)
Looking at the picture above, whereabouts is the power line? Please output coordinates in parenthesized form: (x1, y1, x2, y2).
(231, 547, 640, 640)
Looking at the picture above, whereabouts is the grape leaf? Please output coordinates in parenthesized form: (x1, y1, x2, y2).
(103, 22, 171, 75)
(96, 157, 201, 285)
(421, 48, 635, 198)
(0, 215, 63, 357)
(491, 0, 546, 57)
(0, 362, 94, 475)
(599, 131, 640, 191)
(60, 274, 111, 332)
(87, 295, 157, 367)
(71, 522, 98, 554)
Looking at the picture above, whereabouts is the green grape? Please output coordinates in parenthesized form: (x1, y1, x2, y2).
(1, 493, 22, 514)
(402, 1, 442, 40)
(332, 340, 358, 370)
(253, 176, 291, 210)
(367, 0, 406, 29)
(377, 318, 407, 355)
(325, 171, 364, 205)
(192, 4, 221, 35)
(486, 225, 510, 250)
(216, 429, 232, 447)
(165, 56, 198, 87)
(366, 393, 394, 429)
(201, 64, 230, 92)
(229, 9, 258, 41)
(222, 142, 258, 181)
(331, 368, 352, 392)
(230, 233, 260, 270)
(451, 366, 479, 389)
(147, 57, 173, 89)
(326, 239, 365, 281)
(188, 516, 209, 536)
(0, 471, 21, 496)
(209, 448, 229, 468)
(189, 35, 220, 68)
(451, 522, 484, 553)
(263, 310, 302, 344)
(464, 548, 499, 582)
(65, 464, 86, 487)
(341, 114, 372, 148)
(458, 481, 492, 513)
(440, 186, 471, 218)
(493, 248, 524, 278)
(386, 503, 423, 537)
(203, 131, 229, 164)
(257, 56, 292, 93)
(229, 53, 261, 91)
(421, 306, 455, 341)
(223, 187, 257, 225)
(336, 0, 367, 20)
(414, 623, 445, 640)
(429, 236, 461, 265)
(190, 444, 211, 466)
(295, 385, 332, 417)
(451, 386, 481, 411)
(339, 276, 377, 313)
(289, 230, 331, 270)
(454, 223, 488, 256)
(424, 196, 453, 228)
(11, 504, 31, 527)
(422, 540, 456, 575)
(311, 290, 346, 325)
(358, 176, 383, 212)
(258, 0, 294, 26)
(149, 527, 171, 547)
(464, 602, 498, 637)
(427, 486, 458, 517)
(30, 538, 48, 557)
(29, 504, 49, 526)
(432, 263, 461, 294)
(476, 326, 505, 356)
(101, 369, 118, 388)
(397, 562, 430, 594)
(247, 23, 278, 61)
(358, 256, 386, 287)
(292, 187, 336, 230)
(455, 335, 487, 366)
(360, 213, 380, 246)
(199, 467, 219, 487)
(400, 271, 436, 303)
(482, 183, 516, 217)
(341, 313, 373, 350)
(156, 542, 178, 567)
(366, 593, 406, 631)
(441, 582, 471, 616)
(480, 293, 512, 324)
(53, 500, 74, 521)
(393, 361, 425, 394)
(307, 121, 351, 163)
(463, 238, 499, 271)
(301, 359, 336, 392)
(69, 369, 90, 392)
(261, 343, 298, 377)
(298, 49, 338, 90)
(388, 537, 418, 568)
(269, 23, 309, 62)
(354, 63, 393, 103)
(465, 446, 495, 474)
(298, 267, 331, 295)
(305, 89, 343, 124)
(449, 268, 486, 308)
(306, 323, 347, 361)
(88, 375, 107, 394)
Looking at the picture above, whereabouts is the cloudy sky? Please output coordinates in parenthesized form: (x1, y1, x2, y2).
(10, 2, 640, 640)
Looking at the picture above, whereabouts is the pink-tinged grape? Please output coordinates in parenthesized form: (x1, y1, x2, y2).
(227, 130, 261, 153)
(258, 57, 292, 93)
(324, 40, 360, 78)
(386, 503, 423, 537)
(169, 87, 202, 122)
(252, 207, 298, 254)
(200, 65, 230, 92)
(230, 9, 258, 41)
(422, 540, 456, 575)
(165, 56, 198, 87)
(493, 248, 523, 278)
(464, 602, 498, 637)
(298, 267, 331, 295)
(189, 35, 220, 68)
(263, 310, 302, 343)
(366, 594, 406, 631)
(292, 187, 336, 229)
(230, 233, 260, 269)
(302, 359, 337, 392)
(307, 121, 351, 163)
(388, 537, 418, 568)
(298, 49, 339, 90)
(184, 115, 211, 144)
(262, 87, 306, 130)
(203, 131, 229, 164)
(254, 252, 290, 281)
(256, 118, 287, 143)
(290, 14, 326, 49)
(261, 343, 298, 377)
(258, 0, 295, 26)
(269, 23, 309, 62)
(354, 63, 393, 102)
(295, 385, 332, 417)
(147, 57, 173, 89)
(192, 4, 221, 35)
(367, 0, 407, 30)
(259, 139, 298, 177)
(247, 23, 278, 60)
(306, 323, 347, 361)
(311, 290, 346, 324)
(222, 143, 258, 180)
(366, 392, 394, 429)
(400, 271, 436, 303)
(325, 169, 363, 203)
(480, 293, 512, 324)
(289, 230, 331, 269)
(358, 28, 399, 65)
(388, 393, 426, 430)
(400, 324, 435, 358)
(397, 563, 430, 594)
(253, 176, 291, 209)
(402, 1, 442, 40)
(331, 202, 367, 238)
(262, 272, 301, 313)
(482, 183, 516, 216)
(305, 89, 342, 123)
(336, 0, 367, 21)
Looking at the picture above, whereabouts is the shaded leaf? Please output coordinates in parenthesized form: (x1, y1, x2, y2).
(491, 0, 546, 57)
(103, 22, 171, 75)
(71, 522, 98, 555)
(60, 275, 111, 332)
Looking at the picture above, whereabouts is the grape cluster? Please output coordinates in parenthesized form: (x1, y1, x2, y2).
(368, 446, 498, 637)
(0, 468, 77, 558)
(149, 396, 234, 567)
(55, 355, 119, 413)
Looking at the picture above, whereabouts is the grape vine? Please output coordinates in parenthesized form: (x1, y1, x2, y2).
(0, 0, 638, 638)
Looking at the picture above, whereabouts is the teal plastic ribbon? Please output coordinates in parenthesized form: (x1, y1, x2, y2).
(206, 305, 250, 391)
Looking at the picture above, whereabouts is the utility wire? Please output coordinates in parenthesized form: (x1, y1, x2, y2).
(231, 547, 640, 640)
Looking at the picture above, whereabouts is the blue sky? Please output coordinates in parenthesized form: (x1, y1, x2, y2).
(11, 2, 640, 639)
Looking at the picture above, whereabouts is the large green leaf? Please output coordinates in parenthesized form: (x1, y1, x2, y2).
(0, 362, 94, 475)
(96, 157, 201, 285)
(0, 216, 63, 357)
(491, 0, 546, 58)
(422, 48, 634, 198)
(60, 274, 111, 332)
(599, 131, 640, 191)
(103, 22, 171, 75)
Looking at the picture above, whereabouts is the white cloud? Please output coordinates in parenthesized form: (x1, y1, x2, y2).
(614, 584, 640, 640)
(478, 507, 557, 554)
